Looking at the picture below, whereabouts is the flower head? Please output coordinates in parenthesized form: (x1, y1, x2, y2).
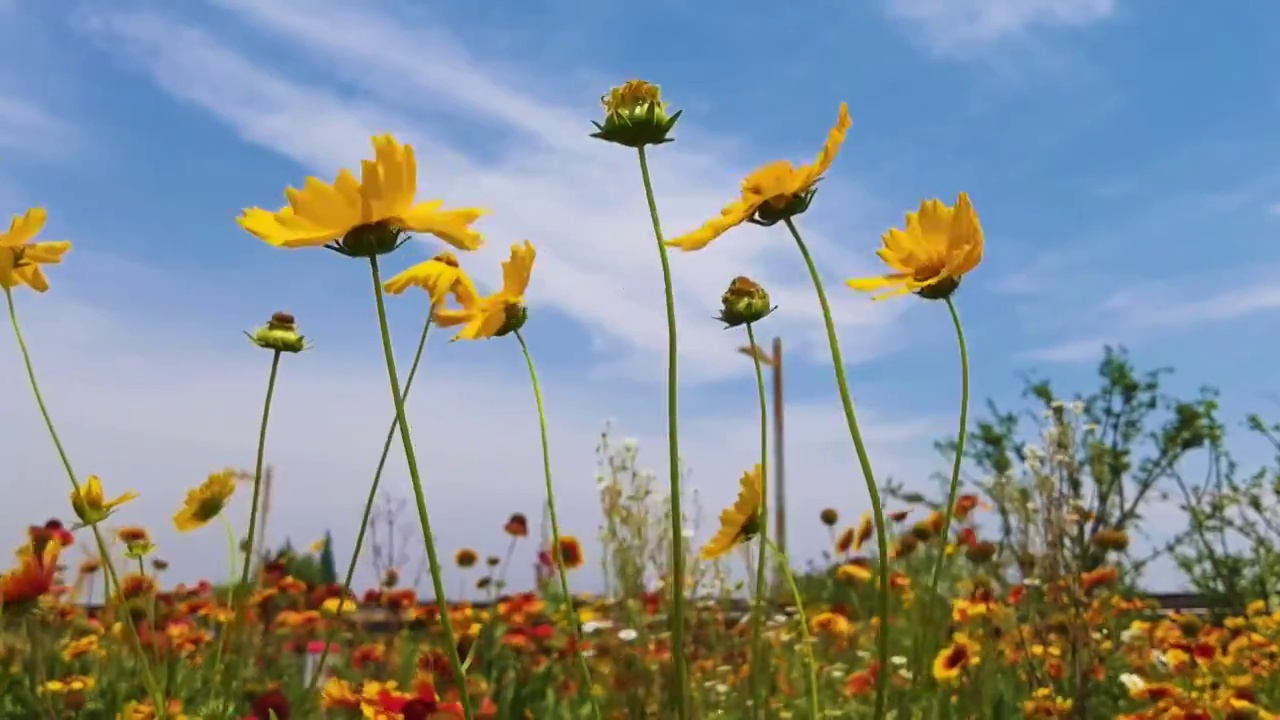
(552, 536, 585, 570)
(433, 241, 535, 340)
(454, 548, 479, 569)
(846, 193, 983, 301)
(716, 276, 774, 328)
(383, 251, 475, 306)
(1, 539, 60, 608)
(173, 469, 237, 533)
(700, 466, 763, 560)
(248, 311, 309, 353)
(70, 475, 138, 527)
(238, 134, 487, 257)
(117, 526, 155, 559)
(504, 512, 529, 538)
(0, 208, 72, 293)
(667, 104, 851, 252)
(591, 80, 681, 148)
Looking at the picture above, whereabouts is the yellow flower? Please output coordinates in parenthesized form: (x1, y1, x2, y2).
(846, 193, 983, 301)
(666, 104, 851, 252)
(320, 596, 358, 616)
(173, 469, 237, 533)
(382, 251, 476, 305)
(591, 79, 681, 148)
(933, 632, 980, 683)
(237, 134, 487, 256)
(699, 465, 763, 560)
(70, 476, 138, 526)
(433, 241, 535, 340)
(0, 207, 72, 293)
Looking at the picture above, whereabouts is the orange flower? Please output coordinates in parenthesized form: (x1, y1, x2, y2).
(503, 513, 529, 538)
(552, 536, 585, 570)
(1, 541, 60, 607)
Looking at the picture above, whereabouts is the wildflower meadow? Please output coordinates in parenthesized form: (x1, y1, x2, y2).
(2, 80, 1279, 720)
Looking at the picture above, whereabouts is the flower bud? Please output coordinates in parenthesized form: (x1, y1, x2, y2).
(819, 508, 839, 527)
(716, 276, 775, 328)
(590, 80, 682, 148)
(248, 312, 308, 353)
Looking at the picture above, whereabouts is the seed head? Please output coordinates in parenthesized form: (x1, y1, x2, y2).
(248, 311, 308, 353)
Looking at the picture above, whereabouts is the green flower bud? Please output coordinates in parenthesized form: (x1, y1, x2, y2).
(248, 312, 308, 354)
(716, 276, 775, 328)
(494, 303, 528, 337)
(329, 219, 408, 258)
(590, 80, 682, 148)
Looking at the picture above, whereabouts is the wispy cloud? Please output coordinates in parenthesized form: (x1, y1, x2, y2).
(886, 0, 1117, 58)
(1105, 281, 1280, 330)
(76, 4, 910, 386)
(1017, 336, 1113, 364)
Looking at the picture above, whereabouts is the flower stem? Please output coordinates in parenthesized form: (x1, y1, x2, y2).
(226, 348, 282, 700)
(745, 322, 770, 720)
(367, 256, 473, 720)
(515, 329, 604, 720)
(765, 538, 820, 717)
(916, 298, 970, 682)
(636, 145, 688, 718)
(4, 287, 167, 716)
(782, 218, 892, 718)
(304, 315, 433, 699)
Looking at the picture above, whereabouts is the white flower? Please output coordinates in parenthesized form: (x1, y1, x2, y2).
(617, 628, 638, 642)
(1118, 673, 1146, 692)
(582, 620, 613, 634)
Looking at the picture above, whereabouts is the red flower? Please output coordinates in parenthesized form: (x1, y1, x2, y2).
(2, 541, 60, 607)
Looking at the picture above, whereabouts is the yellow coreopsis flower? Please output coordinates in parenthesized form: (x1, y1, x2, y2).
(666, 104, 852, 252)
(846, 193, 983, 301)
(173, 469, 237, 533)
(382, 251, 475, 305)
(237, 134, 487, 257)
(433, 241, 535, 340)
(70, 475, 138, 526)
(699, 465, 763, 560)
(0, 208, 72, 292)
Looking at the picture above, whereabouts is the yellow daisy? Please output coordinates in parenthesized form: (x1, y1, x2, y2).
(70, 475, 138, 526)
(846, 193, 983, 301)
(666, 104, 852, 252)
(237, 134, 487, 254)
(433, 241, 534, 341)
(700, 465, 763, 560)
(173, 469, 237, 533)
(0, 208, 72, 293)
(382, 251, 476, 305)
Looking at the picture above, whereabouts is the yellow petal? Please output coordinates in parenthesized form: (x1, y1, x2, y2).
(14, 264, 50, 292)
(237, 207, 340, 248)
(666, 200, 756, 252)
(22, 241, 71, 265)
(432, 306, 475, 328)
(0, 207, 47, 247)
(796, 102, 853, 189)
(399, 203, 487, 251)
(285, 176, 361, 233)
(499, 241, 536, 299)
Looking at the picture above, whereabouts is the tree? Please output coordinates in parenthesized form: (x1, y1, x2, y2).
(319, 531, 338, 586)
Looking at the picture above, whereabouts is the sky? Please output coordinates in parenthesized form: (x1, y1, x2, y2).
(1, 0, 1278, 596)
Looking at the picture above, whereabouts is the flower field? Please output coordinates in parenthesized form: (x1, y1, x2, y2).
(1, 80, 1277, 719)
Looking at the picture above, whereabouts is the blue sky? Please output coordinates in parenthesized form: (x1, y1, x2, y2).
(0, 0, 1276, 594)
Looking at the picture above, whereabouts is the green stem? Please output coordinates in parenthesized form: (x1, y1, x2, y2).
(765, 538, 820, 717)
(227, 349, 282, 700)
(3, 287, 167, 717)
(515, 329, 604, 720)
(210, 515, 238, 690)
(367, 256, 473, 720)
(636, 145, 688, 718)
(917, 298, 971, 685)
(745, 322, 769, 720)
(304, 315, 433, 699)
(782, 218, 892, 718)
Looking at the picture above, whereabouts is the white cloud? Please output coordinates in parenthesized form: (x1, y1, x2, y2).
(886, 0, 1116, 57)
(75, 4, 909, 386)
(1104, 281, 1280, 330)
(1017, 336, 1112, 364)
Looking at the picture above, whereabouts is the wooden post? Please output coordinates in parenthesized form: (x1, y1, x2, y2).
(772, 338, 785, 560)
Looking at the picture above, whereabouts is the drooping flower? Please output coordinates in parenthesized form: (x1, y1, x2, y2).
(383, 252, 475, 305)
(846, 193, 983, 301)
(237, 134, 487, 257)
(173, 469, 237, 533)
(666, 104, 851, 252)
(0, 207, 72, 293)
(503, 513, 529, 538)
(1, 540, 60, 607)
(700, 465, 763, 560)
(70, 475, 138, 526)
(433, 241, 535, 341)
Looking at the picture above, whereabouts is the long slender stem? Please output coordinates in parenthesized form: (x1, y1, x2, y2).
(367, 256, 473, 720)
(304, 315, 433, 699)
(226, 349, 282, 700)
(745, 322, 770, 719)
(635, 145, 688, 718)
(765, 539, 820, 717)
(515, 329, 604, 720)
(782, 219, 892, 718)
(917, 298, 971, 682)
(3, 287, 167, 716)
